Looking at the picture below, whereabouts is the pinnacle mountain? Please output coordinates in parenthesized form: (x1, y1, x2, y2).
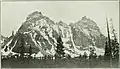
(71, 16, 106, 48)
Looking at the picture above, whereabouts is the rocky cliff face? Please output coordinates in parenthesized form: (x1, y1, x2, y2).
(1, 11, 106, 57)
(70, 16, 106, 48)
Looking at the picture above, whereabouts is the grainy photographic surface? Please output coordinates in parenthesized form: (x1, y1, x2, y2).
(1, 1, 119, 68)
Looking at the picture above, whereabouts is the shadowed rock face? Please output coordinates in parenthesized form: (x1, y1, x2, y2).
(1, 35, 7, 48)
(6, 11, 57, 55)
(1, 11, 106, 56)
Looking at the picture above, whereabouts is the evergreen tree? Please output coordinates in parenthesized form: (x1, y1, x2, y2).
(67, 54, 71, 59)
(104, 17, 112, 60)
(89, 48, 97, 60)
(104, 41, 111, 60)
(109, 19, 119, 60)
(56, 36, 65, 58)
(111, 39, 119, 60)
(111, 35, 119, 60)
(29, 45, 32, 58)
(83, 52, 87, 60)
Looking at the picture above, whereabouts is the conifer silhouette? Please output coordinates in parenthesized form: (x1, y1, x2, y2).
(104, 41, 111, 60)
(29, 45, 32, 58)
(56, 36, 65, 58)
(109, 18, 119, 60)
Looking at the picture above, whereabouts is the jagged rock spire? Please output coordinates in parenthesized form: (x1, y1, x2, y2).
(12, 30, 14, 36)
(82, 16, 87, 20)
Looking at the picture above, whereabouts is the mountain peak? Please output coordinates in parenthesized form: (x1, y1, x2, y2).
(81, 16, 93, 21)
(76, 16, 97, 27)
(30, 11, 42, 16)
(57, 20, 68, 26)
(26, 11, 43, 21)
(58, 20, 64, 23)
(81, 16, 88, 20)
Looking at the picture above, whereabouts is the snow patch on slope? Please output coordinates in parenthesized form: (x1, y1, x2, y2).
(64, 50, 79, 58)
(69, 26, 81, 55)
(10, 40, 18, 55)
(82, 29, 89, 36)
(94, 46, 105, 56)
(1, 39, 13, 55)
(35, 51, 44, 57)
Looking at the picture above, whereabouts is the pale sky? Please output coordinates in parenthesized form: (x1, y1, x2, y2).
(1, 1, 119, 40)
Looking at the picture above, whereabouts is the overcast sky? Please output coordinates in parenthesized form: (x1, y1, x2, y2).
(1, 1, 119, 39)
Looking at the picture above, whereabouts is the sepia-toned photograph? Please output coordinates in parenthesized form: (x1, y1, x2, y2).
(1, 0, 119, 68)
